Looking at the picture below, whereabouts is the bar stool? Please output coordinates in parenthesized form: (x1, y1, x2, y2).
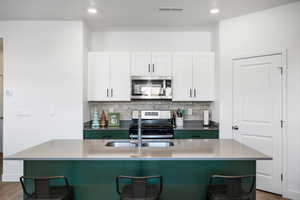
(116, 175, 163, 200)
(207, 175, 256, 200)
(20, 176, 73, 200)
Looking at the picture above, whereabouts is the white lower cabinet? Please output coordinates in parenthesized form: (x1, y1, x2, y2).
(172, 52, 215, 101)
(88, 52, 131, 101)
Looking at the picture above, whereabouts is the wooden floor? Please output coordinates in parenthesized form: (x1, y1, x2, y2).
(0, 183, 288, 200)
(0, 154, 288, 200)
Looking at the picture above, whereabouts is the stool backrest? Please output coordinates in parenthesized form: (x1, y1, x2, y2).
(210, 175, 256, 198)
(116, 175, 163, 198)
(20, 176, 70, 199)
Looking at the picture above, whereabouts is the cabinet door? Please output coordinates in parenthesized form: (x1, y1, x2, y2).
(131, 52, 152, 76)
(110, 53, 131, 101)
(88, 52, 110, 101)
(193, 53, 215, 101)
(151, 52, 172, 76)
(174, 130, 219, 139)
(172, 53, 194, 101)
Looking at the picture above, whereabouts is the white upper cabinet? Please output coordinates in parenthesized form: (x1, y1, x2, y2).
(172, 53, 194, 101)
(193, 52, 215, 101)
(172, 52, 215, 101)
(88, 52, 110, 101)
(131, 52, 152, 76)
(88, 51, 215, 102)
(151, 52, 172, 77)
(131, 52, 172, 77)
(109, 53, 131, 101)
(88, 52, 131, 101)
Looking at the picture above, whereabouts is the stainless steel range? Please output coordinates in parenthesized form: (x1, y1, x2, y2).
(129, 111, 174, 139)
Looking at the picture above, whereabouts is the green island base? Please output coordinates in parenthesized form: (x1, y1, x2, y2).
(24, 160, 256, 200)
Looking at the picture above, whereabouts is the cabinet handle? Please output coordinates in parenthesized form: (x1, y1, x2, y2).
(111, 89, 113, 98)
(152, 64, 155, 72)
(148, 64, 151, 72)
(107, 89, 109, 98)
(194, 88, 196, 97)
(190, 88, 192, 97)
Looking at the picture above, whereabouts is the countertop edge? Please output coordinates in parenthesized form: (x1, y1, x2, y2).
(4, 157, 272, 161)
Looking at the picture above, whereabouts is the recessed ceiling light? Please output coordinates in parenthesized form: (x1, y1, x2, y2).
(210, 8, 220, 14)
(87, 8, 98, 15)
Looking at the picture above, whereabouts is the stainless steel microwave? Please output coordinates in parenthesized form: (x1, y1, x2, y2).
(131, 76, 172, 100)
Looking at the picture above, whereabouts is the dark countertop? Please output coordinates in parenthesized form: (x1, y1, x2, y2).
(84, 120, 218, 131)
(84, 120, 131, 131)
(175, 120, 219, 131)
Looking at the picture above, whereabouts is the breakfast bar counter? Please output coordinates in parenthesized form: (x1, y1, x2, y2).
(5, 139, 271, 200)
(6, 139, 269, 161)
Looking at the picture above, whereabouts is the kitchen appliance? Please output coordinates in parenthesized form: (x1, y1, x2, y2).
(131, 76, 172, 100)
(129, 110, 174, 139)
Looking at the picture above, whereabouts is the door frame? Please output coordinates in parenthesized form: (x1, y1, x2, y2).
(231, 49, 287, 196)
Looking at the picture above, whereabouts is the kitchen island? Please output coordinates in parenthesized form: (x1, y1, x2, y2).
(5, 139, 271, 200)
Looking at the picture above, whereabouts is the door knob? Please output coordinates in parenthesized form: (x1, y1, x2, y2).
(232, 125, 239, 130)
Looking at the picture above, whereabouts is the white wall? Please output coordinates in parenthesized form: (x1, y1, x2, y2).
(210, 25, 220, 122)
(91, 30, 213, 51)
(218, 2, 300, 199)
(83, 24, 91, 122)
(0, 38, 3, 153)
(0, 21, 85, 181)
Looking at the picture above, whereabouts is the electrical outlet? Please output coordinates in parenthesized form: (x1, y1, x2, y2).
(188, 108, 193, 116)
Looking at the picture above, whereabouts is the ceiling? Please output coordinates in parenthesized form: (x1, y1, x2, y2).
(0, 0, 298, 30)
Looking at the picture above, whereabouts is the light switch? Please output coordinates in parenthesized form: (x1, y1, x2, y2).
(5, 89, 13, 97)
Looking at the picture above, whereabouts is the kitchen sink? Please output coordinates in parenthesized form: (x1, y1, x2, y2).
(142, 141, 174, 147)
(105, 141, 174, 148)
(105, 141, 138, 148)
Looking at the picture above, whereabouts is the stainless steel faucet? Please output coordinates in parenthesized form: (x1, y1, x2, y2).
(137, 110, 142, 148)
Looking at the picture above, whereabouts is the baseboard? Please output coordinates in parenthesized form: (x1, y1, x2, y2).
(283, 189, 300, 200)
(2, 173, 22, 182)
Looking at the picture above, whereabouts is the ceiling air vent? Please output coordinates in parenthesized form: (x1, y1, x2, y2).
(159, 8, 184, 13)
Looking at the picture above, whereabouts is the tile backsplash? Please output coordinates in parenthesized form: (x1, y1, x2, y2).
(89, 101, 212, 121)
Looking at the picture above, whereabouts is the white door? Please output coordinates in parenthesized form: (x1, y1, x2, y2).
(172, 53, 193, 101)
(193, 53, 215, 101)
(131, 52, 151, 76)
(233, 54, 283, 194)
(151, 52, 172, 77)
(88, 52, 110, 101)
(110, 53, 131, 101)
